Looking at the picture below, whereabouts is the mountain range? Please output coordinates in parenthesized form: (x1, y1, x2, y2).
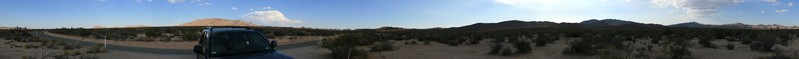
(456, 19, 799, 30)
(92, 18, 261, 28)
(669, 22, 799, 29)
(89, 18, 798, 30)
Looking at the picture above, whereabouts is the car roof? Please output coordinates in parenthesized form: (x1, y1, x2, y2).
(204, 27, 258, 33)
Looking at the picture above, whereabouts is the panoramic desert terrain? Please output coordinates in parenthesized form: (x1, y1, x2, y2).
(3, 0, 799, 59)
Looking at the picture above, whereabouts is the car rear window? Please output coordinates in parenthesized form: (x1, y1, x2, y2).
(209, 31, 270, 56)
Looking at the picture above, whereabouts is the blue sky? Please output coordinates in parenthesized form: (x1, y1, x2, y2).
(0, 0, 797, 29)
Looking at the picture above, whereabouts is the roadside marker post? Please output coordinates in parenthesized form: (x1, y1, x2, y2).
(104, 36, 107, 48)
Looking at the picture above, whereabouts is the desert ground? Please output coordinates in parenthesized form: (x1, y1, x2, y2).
(364, 38, 799, 59)
(4, 30, 799, 59)
(0, 31, 331, 59)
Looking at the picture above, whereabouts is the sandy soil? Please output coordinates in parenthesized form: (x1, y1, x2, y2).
(44, 31, 196, 49)
(279, 46, 332, 59)
(373, 39, 596, 59)
(0, 39, 194, 59)
(371, 38, 799, 59)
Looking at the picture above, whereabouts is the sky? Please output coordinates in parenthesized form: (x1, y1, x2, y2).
(0, 0, 797, 29)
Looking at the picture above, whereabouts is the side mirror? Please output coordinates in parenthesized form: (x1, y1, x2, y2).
(193, 45, 203, 54)
(269, 41, 277, 49)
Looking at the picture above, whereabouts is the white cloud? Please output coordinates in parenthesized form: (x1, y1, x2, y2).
(495, 0, 525, 5)
(761, 10, 766, 13)
(231, 7, 239, 10)
(494, 0, 556, 5)
(168, 0, 185, 3)
(262, 7, 272, 10)
(651, 0, 743, 20)
(775, 9, 790, 13)
(197, 3, 211, 6)
(190, 0, 202, 3)
(148, 0, 152, 2)
(789, 2, 794, 7)
(249, 8, 254, 11)
(241, 10, 302, 24)
(763, 0, 777, 2)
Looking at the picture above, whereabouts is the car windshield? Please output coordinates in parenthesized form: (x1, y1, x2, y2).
(209, 31, 270, 56)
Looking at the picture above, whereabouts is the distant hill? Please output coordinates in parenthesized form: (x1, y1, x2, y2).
(668, 22, 715, 28)
(178, 18, 260, 26)
(578, 19, 664, 27)
(455, 19, 665, 31)
(92, 25, 150, 28)
(0, 27, 16, 30)
(458, 20, 559, 30)
(669, 22, 799, 29)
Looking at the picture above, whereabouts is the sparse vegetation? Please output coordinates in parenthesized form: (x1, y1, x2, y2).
(9, 20, 799, 59)
(369, 41, 395, 52)
(667, 46, 692, 59)
(87, 44, 108, 53)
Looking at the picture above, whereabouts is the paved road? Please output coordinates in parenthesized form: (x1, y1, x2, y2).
(31, 31, 320, 55)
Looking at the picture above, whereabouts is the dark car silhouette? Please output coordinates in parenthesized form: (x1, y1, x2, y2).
(194, 27, 293, 59)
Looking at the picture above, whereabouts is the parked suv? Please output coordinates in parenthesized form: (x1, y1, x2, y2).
(194, 27, 293, 59)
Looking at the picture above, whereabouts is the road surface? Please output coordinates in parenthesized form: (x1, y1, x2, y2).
(31, 31, 320, 55)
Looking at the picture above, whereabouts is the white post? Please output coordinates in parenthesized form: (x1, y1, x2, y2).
(104, 36, 107, 47)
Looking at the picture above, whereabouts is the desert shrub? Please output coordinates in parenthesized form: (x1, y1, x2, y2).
(562, 39, 597, 55)
(24, 44, 32, 49)
(750, 41, 776, 52)
(369, 42, 395, 52)
(500, 47, 514, 56)
(63, 50, 81, 56)
(489, 43, 503, 55)
(87, 44, 108, 53)
(65, 42, 81, 50)
(320, 34, 377, 59)
(468, 39, 480, 45)
(535, 34, 557, 46)
(423, 40, 430, 45)
(409, 41, 417, 45)
(667, 46, 691, 59)
(80, 55, 99, 59)
(727, 43, 735, 50)
(698, 39, 716, 49)
(514, 42, 532, 53)
(760, 49, 797, 59)
(535, 39, 548, 46)
(20, 54, 34, 59)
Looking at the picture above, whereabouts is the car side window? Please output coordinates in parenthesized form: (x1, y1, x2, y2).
(200, 32, 208, 45)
